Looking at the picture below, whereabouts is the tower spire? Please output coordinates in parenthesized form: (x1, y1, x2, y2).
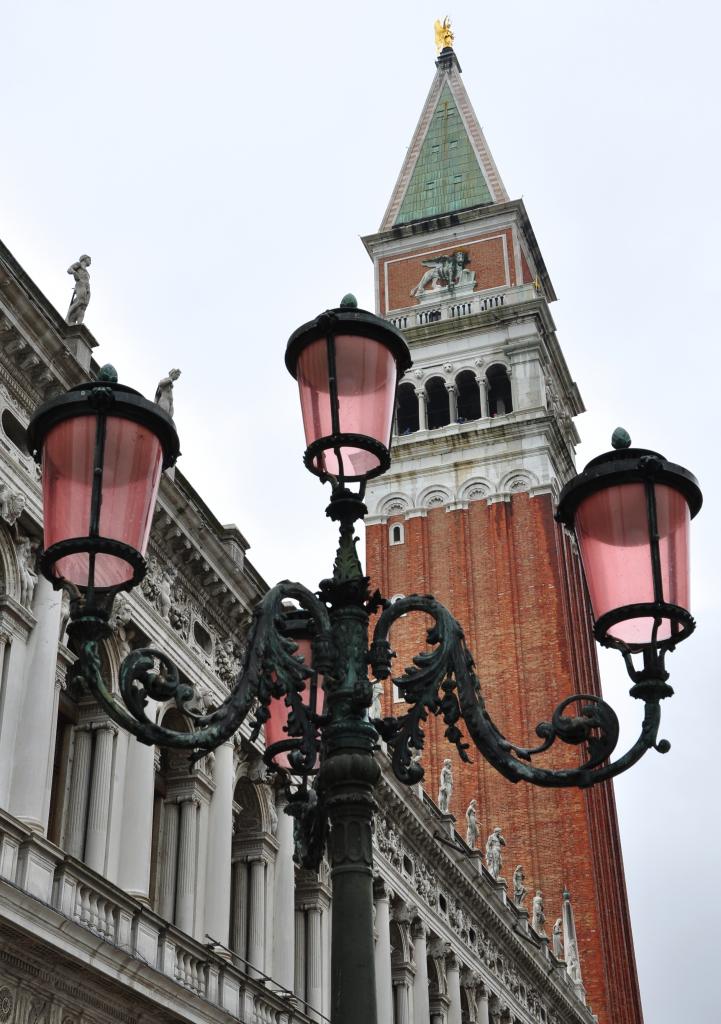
(379, 37, 508, 231)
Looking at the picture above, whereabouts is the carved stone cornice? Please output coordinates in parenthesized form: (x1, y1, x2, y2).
(0, 594, 36, 641)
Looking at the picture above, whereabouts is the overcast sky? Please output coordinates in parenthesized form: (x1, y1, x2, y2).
(3, 2, 720, 1020)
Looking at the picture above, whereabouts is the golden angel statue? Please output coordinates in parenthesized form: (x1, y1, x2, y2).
(434, 17, 454, 53)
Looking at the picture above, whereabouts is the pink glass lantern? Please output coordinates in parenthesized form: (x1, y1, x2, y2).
(286, 296, 412, 482)
(27, 366, 179, 597)
(265, 610, 322, 772)
(556, 436, 702, 652)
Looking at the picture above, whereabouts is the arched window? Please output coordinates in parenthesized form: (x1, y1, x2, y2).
(1, 409, 28, 454)
(455, 370, 481, 422)
(486, 364, 513, 417)
(389, 523, 404, 546)
(396, 383, 419, 435)
(426, 377, 450, 429)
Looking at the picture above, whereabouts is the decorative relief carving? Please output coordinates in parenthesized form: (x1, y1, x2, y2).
(0, 485, 25, 527)
(0, 988, 13, 1023)
(466, 485, 489, 501)
(423, 490, 448, 508)
(380, 496, 409, 516)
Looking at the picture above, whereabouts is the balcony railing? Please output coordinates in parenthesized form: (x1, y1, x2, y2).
(388, 283, 539, 330)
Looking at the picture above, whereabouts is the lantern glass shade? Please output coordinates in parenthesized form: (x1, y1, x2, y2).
(296, 335, 398, 480)
(575, 482, 691, 647)
(42, 414, 163, 589)
(265, 637, 322, 771)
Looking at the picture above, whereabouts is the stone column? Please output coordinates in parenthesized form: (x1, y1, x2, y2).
(306, 904, 323, 1021)
(446, 383, 458, 423)
(0, 621, 32, 810)
(10, 576, 61, 831)
(175, 796, 199, 934)
(294, 907, 306, 1002)
(373, 880, 393, 1024)
(394, 976, 412, 1024)
(412, 921, 430, 1024)
(446, 953, 462, 1024)
(84, 722, 117, 874)
(416, 389, 428, 430)
(272, 790, 295, 990)
(477, 986, 490, 1024)
(158, 799, 179, 921)
(294, 905, 305, 999)
(64, 725, 93, 859)
(104, 727, 129, 883)
(117, 732, 156, 901)
(204, 741, 234, 946)
(477, 376, 488, 419)
(231, 859, 248, 959)
(247, 858, 266, 976)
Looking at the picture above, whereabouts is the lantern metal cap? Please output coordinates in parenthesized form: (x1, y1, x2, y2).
(27, 378, 180, 471)
(556, 445, 703, 527)
(285, 304, 412, 379)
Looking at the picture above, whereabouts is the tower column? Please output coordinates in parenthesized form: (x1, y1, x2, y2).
(476, 375, 489, 418)
(446, 383, 458, 423)
(415, 389, 428, 430)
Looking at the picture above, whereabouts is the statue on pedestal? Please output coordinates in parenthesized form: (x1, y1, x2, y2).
(532, 890, 546, 936)
(552, 918, 563, 958)
(512, 864, 527, 907)
(66, 255, 91, 325)
(485, 826, 505, 879)
(438, 758, 453, 813)
(465, 799, 478, 848)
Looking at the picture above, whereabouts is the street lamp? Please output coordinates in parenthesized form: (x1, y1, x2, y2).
(27, 299, 702, 1024)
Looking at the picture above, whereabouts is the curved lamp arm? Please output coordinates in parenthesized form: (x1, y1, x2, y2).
(75, 581, 332, 766)
(369, 595, 670, 790)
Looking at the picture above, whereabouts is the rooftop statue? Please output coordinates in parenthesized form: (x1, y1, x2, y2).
(434, 16, 454, 53)
(465, 798, 478, 848)
(438, 757, 453, 813)
(66, 254, 91, 325)
(155, 368, 181, 419)
(485, 826, 506, 880)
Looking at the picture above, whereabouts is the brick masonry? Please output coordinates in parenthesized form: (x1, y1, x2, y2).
(366, 492, 644, 1024)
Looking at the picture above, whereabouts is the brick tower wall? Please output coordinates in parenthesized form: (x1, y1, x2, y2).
(366, 492, 644, 1024)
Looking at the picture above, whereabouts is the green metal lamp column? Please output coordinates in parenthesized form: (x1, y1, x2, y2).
(319, 496, 380, 1024)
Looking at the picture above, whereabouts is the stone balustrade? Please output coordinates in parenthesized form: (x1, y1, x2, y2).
(388, 282, 539, 330)
(0, 808, 317, 1024)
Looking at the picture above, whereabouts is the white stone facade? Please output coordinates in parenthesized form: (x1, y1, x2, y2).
(0, 238, 593, 1024)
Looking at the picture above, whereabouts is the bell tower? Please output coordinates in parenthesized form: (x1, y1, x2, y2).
(363, 43, 643, 1024)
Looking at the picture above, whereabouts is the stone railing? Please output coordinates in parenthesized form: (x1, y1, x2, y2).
(0, 809, 316, 1024)
(388, 283, 539, 330)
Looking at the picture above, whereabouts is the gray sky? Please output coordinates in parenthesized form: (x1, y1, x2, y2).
(3, 2, 719, 1019)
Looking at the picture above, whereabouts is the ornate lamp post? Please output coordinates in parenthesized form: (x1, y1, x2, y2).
(27, 299, 701, 1024)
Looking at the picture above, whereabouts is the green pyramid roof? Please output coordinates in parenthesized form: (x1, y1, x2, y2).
(394, 83, 493, 225)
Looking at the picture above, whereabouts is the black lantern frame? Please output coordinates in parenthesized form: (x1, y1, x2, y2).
(285, 301, 412, 484)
